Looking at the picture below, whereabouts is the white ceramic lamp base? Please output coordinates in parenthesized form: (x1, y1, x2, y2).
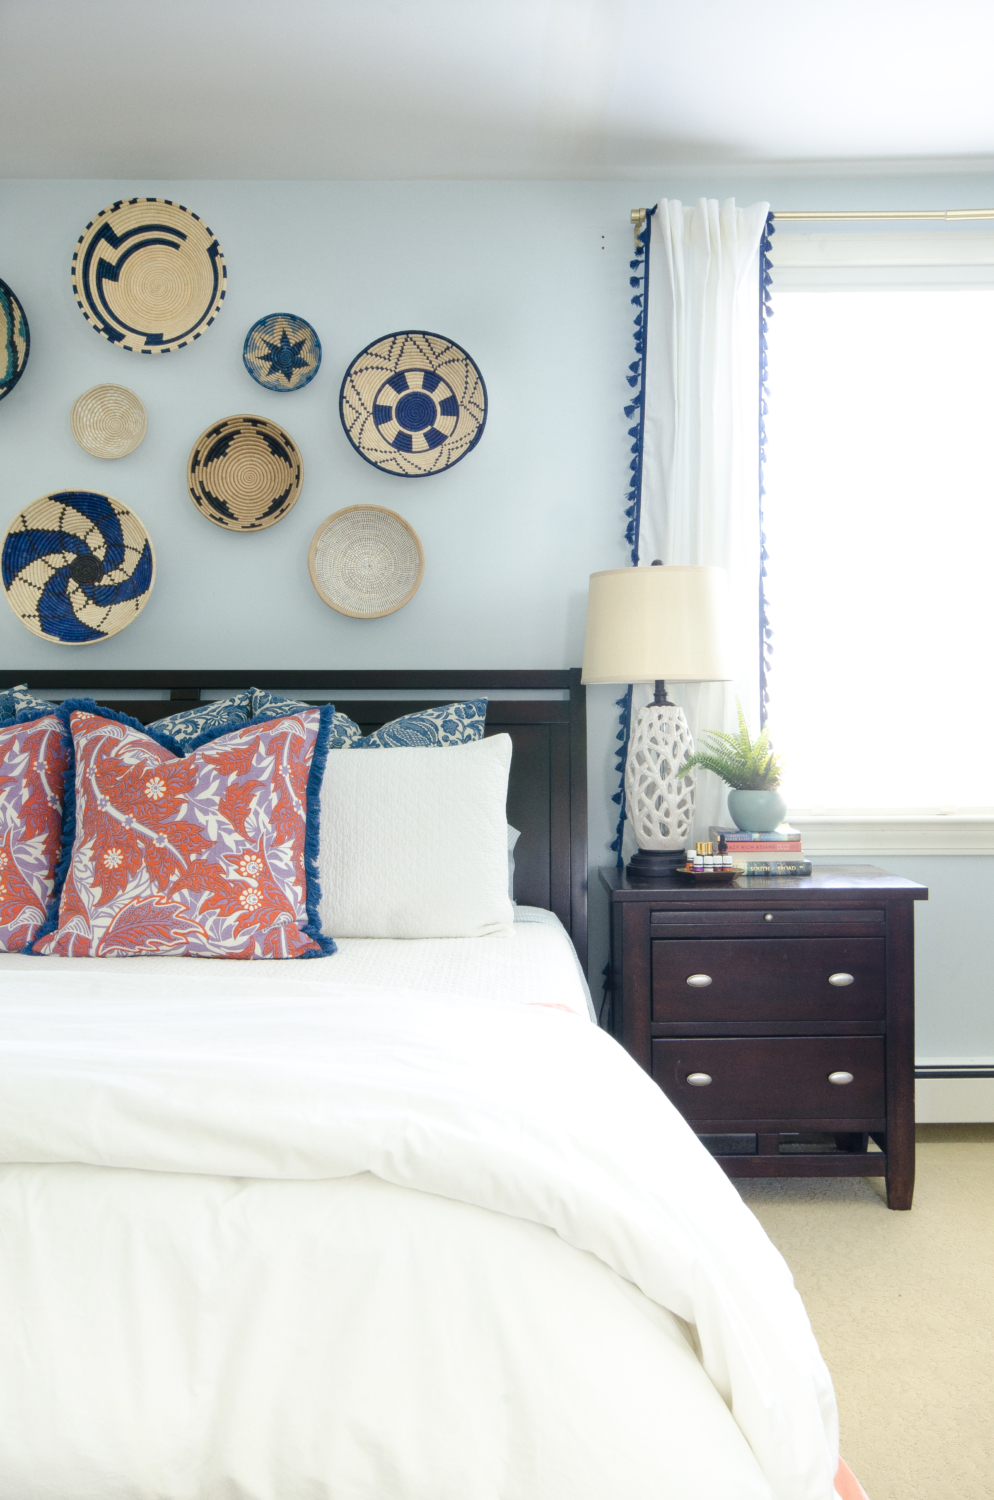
(624, 703, 696, 880)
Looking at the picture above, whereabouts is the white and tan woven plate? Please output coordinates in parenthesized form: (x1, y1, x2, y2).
(72, 198, 226, 354)
(308, 506, 424, 618)
(70, 385, 147, 459)
(187, 414, 303, 532)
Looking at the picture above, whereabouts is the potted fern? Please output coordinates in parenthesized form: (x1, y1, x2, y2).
(680, 703, 786, 833)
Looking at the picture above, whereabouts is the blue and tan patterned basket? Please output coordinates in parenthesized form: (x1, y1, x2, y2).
(339, 330, 487, 477)
(71, 199, 226, 354)
(243, 313, 321, 392)
(1, 491, 155, 644)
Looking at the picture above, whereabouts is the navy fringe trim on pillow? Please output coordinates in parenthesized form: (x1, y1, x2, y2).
(759, 210, 775, 728)
(302, 704, 337, 957)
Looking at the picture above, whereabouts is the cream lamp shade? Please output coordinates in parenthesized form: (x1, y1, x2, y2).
(581, 565, 734, 686)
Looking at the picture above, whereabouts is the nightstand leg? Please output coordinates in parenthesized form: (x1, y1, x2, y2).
(885, 1167, 914, 1210)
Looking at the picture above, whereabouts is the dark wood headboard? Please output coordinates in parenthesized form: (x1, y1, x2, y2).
(3, 668, 588, 973)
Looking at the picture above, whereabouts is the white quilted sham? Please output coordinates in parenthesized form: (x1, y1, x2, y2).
(317, 734, 515, 939)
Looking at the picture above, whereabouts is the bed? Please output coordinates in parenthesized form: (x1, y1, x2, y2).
(0, 670, 842, 1500)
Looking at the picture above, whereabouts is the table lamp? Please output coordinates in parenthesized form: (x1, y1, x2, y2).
(582, 562, 734, 880)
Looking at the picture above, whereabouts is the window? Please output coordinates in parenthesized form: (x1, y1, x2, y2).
(763, 229, 994, 815)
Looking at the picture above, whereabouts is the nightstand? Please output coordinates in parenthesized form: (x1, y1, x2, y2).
(601, 865, 928, 1209)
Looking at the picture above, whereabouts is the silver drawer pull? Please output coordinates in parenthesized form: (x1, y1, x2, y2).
(828, 1071, 854, 1086)
(829, 972, 854, 987)
(764, 913, 774, 922)
(687, 1072, 712, 1087)
(686, 974, 713, 988)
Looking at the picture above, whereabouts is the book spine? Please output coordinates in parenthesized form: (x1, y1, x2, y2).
(722, 846, 803, 858)
(736, 859, 813, 876)
(724, 841, 803, 854)
(710, 827, 800, 843)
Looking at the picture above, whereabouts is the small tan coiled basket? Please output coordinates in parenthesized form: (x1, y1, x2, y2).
(308, 506, 424, 618)
(70, 385, 147, 459)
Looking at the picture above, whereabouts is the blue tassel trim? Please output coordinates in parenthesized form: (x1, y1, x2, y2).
(601, 207, 656, 1014)
(758, 210, 775, 727)
(301, 704, 337, 957)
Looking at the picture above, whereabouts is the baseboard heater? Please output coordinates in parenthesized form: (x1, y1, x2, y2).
(914, 1062, 994, 1123)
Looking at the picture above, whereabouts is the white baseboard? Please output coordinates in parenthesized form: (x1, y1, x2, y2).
(915, 1068, 994, 1123)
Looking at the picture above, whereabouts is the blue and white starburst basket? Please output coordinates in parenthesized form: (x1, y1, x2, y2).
(340, 330, 487, 477)
(2, 491, 155, 644)
(243, 313, 321, 392)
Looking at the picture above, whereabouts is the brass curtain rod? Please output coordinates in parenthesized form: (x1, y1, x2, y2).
(629, 205, 994, 248)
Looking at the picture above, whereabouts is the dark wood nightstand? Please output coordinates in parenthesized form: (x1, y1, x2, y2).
(601, 865, 928, 1209)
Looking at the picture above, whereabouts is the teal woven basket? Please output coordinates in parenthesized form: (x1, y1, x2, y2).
(0, 277, 29, 402)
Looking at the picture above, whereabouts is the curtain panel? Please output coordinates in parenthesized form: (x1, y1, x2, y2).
(620, 198, 770, 851)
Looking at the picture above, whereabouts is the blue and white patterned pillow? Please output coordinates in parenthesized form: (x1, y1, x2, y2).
(0, 683, 55, 724)
(146, 690, 255, 750)
(353, 699, 487, 748)
(250, 690, 361, 749)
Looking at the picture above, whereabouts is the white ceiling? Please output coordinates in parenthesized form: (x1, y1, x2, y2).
(3, 0, 994, 179)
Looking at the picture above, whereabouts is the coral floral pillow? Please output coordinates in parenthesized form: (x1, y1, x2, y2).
(34, 707, 334, 960)
(0, 714, 69, 952)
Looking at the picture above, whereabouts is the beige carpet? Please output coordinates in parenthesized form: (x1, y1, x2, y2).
(739, 1127, 994, 1500)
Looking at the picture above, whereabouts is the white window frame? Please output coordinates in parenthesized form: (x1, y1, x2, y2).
(768, 228, 994, 855)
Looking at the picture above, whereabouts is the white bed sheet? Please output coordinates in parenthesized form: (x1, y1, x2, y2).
(0, 905, 596, 1021)
(0, 953, 838, 1500)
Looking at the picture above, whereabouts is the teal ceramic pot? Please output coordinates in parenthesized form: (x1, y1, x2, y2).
(727, 789, 787, 833)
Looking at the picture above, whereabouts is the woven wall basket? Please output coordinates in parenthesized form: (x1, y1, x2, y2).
(339, 330, 487, 477)
(72, 199, 226, 354)
(70, 385, 147, 459)
(0, 277, 30, 403)
(308, 506, 424, 618)
(243, 313, 321, 392)
(1, 491, 155, 645)
(187, 414, 303, 532)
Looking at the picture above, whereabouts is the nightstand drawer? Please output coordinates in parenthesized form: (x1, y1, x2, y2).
(651, 937, 885, 1023)
(652, 1036, 885, 1122)
(650, 907, 883, 939)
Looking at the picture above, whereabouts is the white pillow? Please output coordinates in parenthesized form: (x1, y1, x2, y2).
(318, 734, 515, 939)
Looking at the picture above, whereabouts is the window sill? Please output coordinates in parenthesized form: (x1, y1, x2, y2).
(791, 814, 994, 857)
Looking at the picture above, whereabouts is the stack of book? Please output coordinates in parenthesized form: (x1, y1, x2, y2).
(708, 824, 811, 877)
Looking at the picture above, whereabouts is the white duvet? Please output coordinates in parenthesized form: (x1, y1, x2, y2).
(0, 940, 838, 1500)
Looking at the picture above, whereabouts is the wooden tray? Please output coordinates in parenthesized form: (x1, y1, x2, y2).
(674, 865, 746, 883)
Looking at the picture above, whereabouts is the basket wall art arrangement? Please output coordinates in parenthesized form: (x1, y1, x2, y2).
(0, 277, 30, 403)
(187, 415, 304, 532)
(70, 385, 148, 459)
(308, 506, 424, 618)
(339, 330, 487, 477)
(71, 199, 226, 354)
(243, 313, 321, 392)
(1, 491, 155, 644)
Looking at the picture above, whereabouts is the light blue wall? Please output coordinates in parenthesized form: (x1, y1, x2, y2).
(2, 173, 992, 1061)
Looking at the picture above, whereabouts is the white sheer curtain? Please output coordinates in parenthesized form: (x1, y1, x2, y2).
(627, 198, 769, 845)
